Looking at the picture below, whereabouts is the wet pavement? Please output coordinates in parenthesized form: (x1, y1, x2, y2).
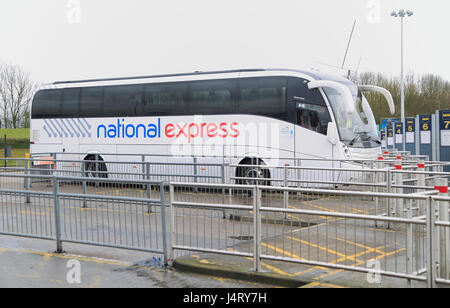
(0, 178, 440, 288)
(0, 235, 276, 288)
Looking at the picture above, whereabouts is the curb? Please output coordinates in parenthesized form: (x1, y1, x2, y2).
(173, 256, 309, 288)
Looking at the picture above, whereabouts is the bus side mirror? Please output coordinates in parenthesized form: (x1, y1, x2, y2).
(327, 122, 339, 145)
(358, 85, 395, 115)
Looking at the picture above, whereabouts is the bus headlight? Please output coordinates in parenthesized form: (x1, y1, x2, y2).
(344, 146, 350, 159)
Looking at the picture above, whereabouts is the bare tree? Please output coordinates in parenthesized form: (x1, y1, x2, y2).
(0, 63, 37, 128)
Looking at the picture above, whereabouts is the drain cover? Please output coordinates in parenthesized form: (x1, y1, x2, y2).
(229, 236, 253, 241)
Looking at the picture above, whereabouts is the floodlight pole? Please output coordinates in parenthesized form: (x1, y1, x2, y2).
(401, 15, 405, 152)
(391, 9, 413, 152)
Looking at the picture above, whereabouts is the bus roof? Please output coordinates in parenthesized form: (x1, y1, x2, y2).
(52, 68, 350, 86)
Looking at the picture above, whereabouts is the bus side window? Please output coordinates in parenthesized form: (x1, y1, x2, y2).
(296, 102, 330, 135)
(190, 80, 235, 115)
(32, 89, 63, 118)
(144, 82, 187, 116)
(62, 88, 80, 118)
(104, 85, 143, 117)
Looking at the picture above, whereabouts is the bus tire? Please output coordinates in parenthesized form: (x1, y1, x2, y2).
(236, 158, 271, 187)
(83, 155, 108, 180)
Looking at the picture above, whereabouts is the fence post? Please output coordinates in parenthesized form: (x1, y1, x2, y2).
(253, 185, 261, 272)
(426, 196, 437, 288)
(406, 198, 413, 288)
(417, 160, 426, 216)
(221, 164, 226, 219)
(94, 154, 99, 188)
(283, 165, 288, 218)
(435, 178, 449, 281)
(369, 160, 375, 199)
(386, 169, 392, 223)
(147, 182, 153, 214)
(160, 182, 168, 266)
(193, 157, 198, 193)
(53, 177, 63, 253)
(394, 158, 403, 217)
(168, 183, 175, 266)
(141, 155, 145, 181)
(81, 162, 87, 208)
(51, 153, 56, 169)
(375, 156, 384, 218)
(145, 162, 150, 181)
(25, 157, 31, 204)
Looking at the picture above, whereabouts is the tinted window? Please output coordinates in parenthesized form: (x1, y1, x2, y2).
(293, 78, 326, 106)
(238, 78, 287, 120)
(143, 82, 187, 116)
(104, 85, 143, 117)
(79, 87, 103, 117)
(190, 80, 235, 114)
(31, 90, 63, 118)
(62, 88, 80, 117)
(296, 102, 331, 135)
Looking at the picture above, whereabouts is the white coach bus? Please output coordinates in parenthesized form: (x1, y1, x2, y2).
(30, 68, 394, 183)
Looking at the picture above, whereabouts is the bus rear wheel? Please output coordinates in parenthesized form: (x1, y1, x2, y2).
(236, 158, 270, 187)
(83, 155, 108, 179)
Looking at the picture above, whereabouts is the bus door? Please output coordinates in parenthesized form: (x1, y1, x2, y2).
(294, 100, 333, 185)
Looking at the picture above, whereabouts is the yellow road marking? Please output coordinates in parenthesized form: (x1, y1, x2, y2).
(17, 272, 40, 279)
(293, 267, 324, 277)
(39, 254, 52, 269)
(89, 276, 102, 288)
(260, 242, 304, 260)
(285, 236, 362, 263)
(301, 281, 347, 288)
(227, 247, 296, 277)
(20, 209, 51, 216)
(16, 253, 51, 280)
(63, 205, 156, 217)
(335, 238, 391, 258)
(0, 247, 159, 271)
(313, 239, 406, 281)
(303, 201, 338, 213)
(260, 242, 332, 274)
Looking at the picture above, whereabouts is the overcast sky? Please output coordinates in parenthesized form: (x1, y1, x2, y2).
(1, 0, 449, 84)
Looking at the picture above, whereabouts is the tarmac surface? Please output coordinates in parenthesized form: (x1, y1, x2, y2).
(0, 235, 275, 288)
(0, 176, 445, 288)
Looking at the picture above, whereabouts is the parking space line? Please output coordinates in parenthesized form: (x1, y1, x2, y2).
(303, 201, 338, 213)
(260, 242, 304, 261)
(300, 281, 347, 288)
(227, 247, 296, 277)
(0, 246, 161, 271)
(89, 276, 102, 288)
(260, 242, 331, 274)
(285, 236, 363, 264)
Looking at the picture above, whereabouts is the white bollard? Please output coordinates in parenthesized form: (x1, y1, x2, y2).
(417, 160, 426, 216)
(375, 156, 385, 217)
(394, 157, 403, 217)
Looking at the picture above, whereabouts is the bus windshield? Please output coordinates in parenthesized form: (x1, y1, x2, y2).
(324, 86, 380, 148)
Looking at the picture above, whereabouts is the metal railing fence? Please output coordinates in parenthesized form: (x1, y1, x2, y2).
(169, 182, 450, 288)
(0, 173, 169, 264)
(1, 152, 449, 287)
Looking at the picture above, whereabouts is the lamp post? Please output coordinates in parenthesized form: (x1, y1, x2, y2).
(391, 9, 414, 152)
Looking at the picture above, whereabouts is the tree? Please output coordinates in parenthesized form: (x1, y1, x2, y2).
(0, 63, 37, 128)
(356, 71, 450, 124)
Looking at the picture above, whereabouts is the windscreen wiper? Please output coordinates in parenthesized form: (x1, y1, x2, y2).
(349, 134, 362, 146)
(349, 132, 380, 146)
